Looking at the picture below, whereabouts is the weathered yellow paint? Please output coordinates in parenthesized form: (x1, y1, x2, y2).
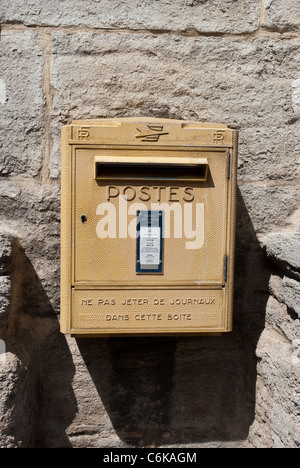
(61, 117, 238, 336)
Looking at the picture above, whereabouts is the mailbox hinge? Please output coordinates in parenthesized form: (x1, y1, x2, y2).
(227, 151, 231, 179)
(223, 255, 228, 282)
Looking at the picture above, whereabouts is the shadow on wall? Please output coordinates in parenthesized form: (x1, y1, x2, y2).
(1, 191, 270, 447)
(76, 187, 271, 447)
(0, 238, 78, 448)
(36, 324, 78, 448)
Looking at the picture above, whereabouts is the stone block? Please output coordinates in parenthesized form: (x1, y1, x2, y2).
(0, 180, 60, 311)
(0, 276, 10, 296)
(263, 0, 300, 32)
(238, 124, 300, 182)
(265, 294, 299, 342)
(0, 277, 11, 318)
(282, 277, 300, 317)
(0, 233, 13, 276)
(0, 351, 40, 447)
(0, 233, 12, 320)
(0, 30, 44, 177)
(262, 230, 300, 273)
(292, 76, 300, 116)
(0, 180, 60, 227)
(239, 184, 300, 233)
(0, 0, 260, 34)
(253, 326, 300, 448)
(49, 33, 300, 182)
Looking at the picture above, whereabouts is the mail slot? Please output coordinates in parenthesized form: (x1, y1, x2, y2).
(94, 156, 209, 181)
(60, 117, 238, 336)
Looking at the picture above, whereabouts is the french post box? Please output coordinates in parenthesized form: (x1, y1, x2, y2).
(60, 118, 237, 336)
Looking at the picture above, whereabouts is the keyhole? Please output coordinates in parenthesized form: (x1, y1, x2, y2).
(81, 215, 87, 223)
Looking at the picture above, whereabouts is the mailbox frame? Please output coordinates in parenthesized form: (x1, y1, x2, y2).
(61, 118, 238, 336)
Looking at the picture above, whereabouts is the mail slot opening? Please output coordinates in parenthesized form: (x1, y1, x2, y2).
(95, 156, 208, 182)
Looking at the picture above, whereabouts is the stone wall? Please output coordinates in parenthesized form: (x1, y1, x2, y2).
(0, 1, 299, 448)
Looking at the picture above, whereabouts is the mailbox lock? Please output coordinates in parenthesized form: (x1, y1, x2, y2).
(80, 215, 87, 223)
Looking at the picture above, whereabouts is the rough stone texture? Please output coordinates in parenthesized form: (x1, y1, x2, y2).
(0, 230, 59, 447)
(0, 351, 39, 448)
(281, 277, 300, 317)
(49, 32, 300, 182)
(263, 228, 300, 277)
(0, 277, 10, 319)
(0, 0, 299, 449)
(0, 233, 12, 326)
(0, 181, 61, 312)
(0, 1, 260, 33)
(292, 76, 300, 115)
(0, 30, 45, 177)
(263, 0, 300, 32)
(0, 234, 12, 276)
(252, 219, 300, 447)
(250, 323, 300, 448)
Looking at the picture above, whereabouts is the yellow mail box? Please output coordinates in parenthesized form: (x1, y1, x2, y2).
(60, 118, 237, 336)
